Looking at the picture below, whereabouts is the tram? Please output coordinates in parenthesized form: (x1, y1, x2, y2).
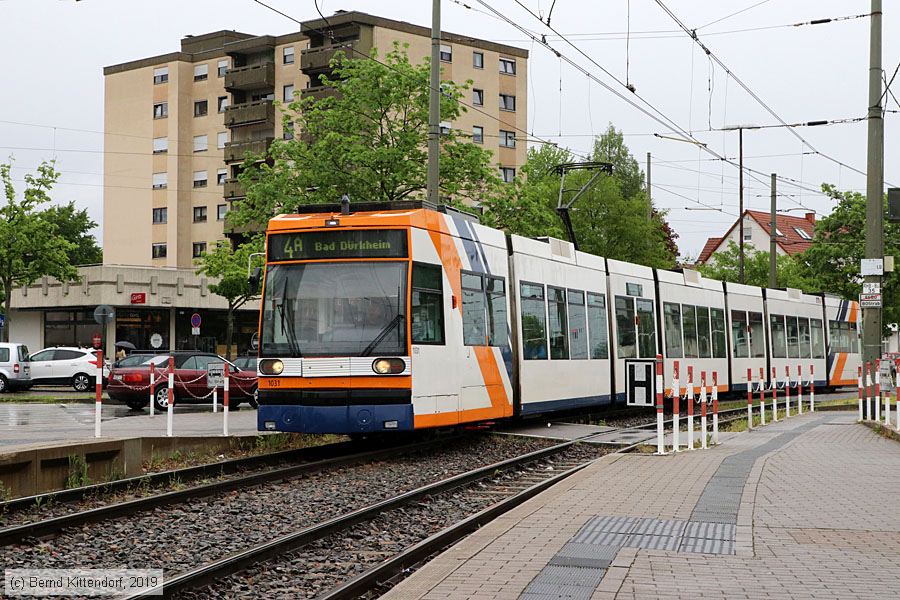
(253, 201, 860, 434)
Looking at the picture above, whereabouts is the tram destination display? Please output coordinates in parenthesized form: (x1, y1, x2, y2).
(269, 229, 408, 261)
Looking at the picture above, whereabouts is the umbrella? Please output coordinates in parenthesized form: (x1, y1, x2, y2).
(115, 341, 136, 349)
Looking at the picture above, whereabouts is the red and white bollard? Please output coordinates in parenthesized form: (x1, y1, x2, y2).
(655, 354, 665, 455)
(223, 363, 230, 436)
(166, 356, 175, 437)
(784, 365, 792, 417)
(687, 366, 695, 450)
(700, 371, 708, 449)
(771, 367, 779, 422)
(895, 359, 900, 431)
(148, 362, 155, 417)
(858, 365, 864, 422)
(758, 367, 766, 426)
(746, 368, 754, 431)
(712, 372, 720, 445)
(809, 364, 815, 412)
(875, 360, 882, 422)
(213, 383, 218, 413)
(796, 365, 803, 415)
(94, 350, 103, 438)
(673, 361, 681, 452)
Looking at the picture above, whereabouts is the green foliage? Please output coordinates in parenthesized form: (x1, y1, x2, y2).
(481, 125, 678, 269)
(65, 454, 90, 489)
(0, 161, 80, 341)
(231, 44, 502, 230)
(194, 237, 265, 358)
(697, 240, 814, 291)
(42, 201, 102, 265)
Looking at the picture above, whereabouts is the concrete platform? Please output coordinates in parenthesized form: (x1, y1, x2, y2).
(385, 411, 900, 599)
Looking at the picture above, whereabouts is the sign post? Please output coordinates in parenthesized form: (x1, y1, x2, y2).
(94, 350, 103, 438)
(208, 362, 225, 414)
(191, 313, 201, 345)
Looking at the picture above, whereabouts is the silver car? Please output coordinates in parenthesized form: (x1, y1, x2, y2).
(0, 343, 32, 393)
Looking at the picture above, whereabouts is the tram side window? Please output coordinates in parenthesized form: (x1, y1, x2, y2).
(748, 311, 766, 358)
(637, 299, 656, 358)
(567, 290, 588, 359)
(798, 317, 811, 358)
(615, 296, 637, 359)
(849, 322, 860, 353)
(461, 273, 486, 346)
(731, 310, 749, 358)
(663, 302, 683, 358)
(411, 263, 444, 344)
(486, 277, 507, 346)
(697, 306, 712, 359)
(682, 305, 698, 359)
(587, 293, 609, 359)
(547, 286, 569, 359)
(810, 318, 825, 358)
(521, 283, 547, 360)
(770, 315, 787, 358)
(786, 316, 800, 358)
(710, 308, 727, 358)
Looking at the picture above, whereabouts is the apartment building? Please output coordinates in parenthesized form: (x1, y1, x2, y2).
(103, 10, 529, 268)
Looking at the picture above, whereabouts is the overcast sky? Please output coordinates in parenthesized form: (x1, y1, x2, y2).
(1, 0, 897, 258)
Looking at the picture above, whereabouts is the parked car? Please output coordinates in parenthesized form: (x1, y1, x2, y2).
(107, 351, 258, 412)
(28, 346, 110, 392)
(233, 355, 258, 373)
(0, 343, 32, 393)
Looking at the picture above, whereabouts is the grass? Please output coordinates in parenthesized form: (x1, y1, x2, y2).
(0, 394, 96, 403)
(65, 454, 91, 489)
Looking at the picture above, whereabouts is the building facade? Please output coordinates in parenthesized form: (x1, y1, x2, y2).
(696, 210, 816, 265)
(102, 11, 529, 268)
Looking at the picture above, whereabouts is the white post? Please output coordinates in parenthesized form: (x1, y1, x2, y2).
(772, 367, 779, 422)
(149, 364, 155, 417)
(655, 354, 665, 455)
(166, 356, 174, 438)
(223, 363, 230, 437)
(213, 388, 218, 413)
(796, 365, 803, 415)
(94, 350, 103, 438)
(875, 363, 881, 422)
(809, 364, 815, 413)
(712, 372, 720, 445)
(700, 372, 708, 450)
(858, 366, 864, 422)
(673, 361, 681, 452)
(686, 366, 695, 451)
(758, 369, 766, 426)
(784, 366, 791, 417)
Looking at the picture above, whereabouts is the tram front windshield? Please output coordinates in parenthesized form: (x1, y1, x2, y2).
(261, 262, 408, 357)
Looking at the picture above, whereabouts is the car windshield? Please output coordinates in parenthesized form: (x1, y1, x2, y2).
(261, 261, 408, 357)
(115, 354, 154, 367)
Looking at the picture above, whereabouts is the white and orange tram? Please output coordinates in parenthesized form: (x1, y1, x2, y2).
(254, 202, 861, 434)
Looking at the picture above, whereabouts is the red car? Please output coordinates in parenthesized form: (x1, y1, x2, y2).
(107, 351, 258, 412)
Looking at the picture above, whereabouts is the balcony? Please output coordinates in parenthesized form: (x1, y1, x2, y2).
(224, 100, 275, 128)
(224, 138, 274, 163)
(223, 179, 245, 199)
(301, 40, 364, 73)
(225, 62, 275, 91)
(300, 86, 339, 102)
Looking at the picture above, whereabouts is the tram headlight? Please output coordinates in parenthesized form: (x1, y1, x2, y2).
(259, 359, 284, 375)
(372, 358, 405, 374)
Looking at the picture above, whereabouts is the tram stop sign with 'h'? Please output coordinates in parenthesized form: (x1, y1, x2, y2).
(207, 362, 225, 388)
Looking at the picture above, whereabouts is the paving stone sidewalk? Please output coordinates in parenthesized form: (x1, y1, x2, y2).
(385, 412, 900, 600)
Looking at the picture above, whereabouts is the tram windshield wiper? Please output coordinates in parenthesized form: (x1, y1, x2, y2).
(360, 313, 404, 357)
(276, 277, 301, 356)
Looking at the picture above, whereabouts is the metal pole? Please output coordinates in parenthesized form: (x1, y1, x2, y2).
(427, 0, 441, 205)
(769, 173, 778, 288)
(863, 0, 884, 371)
(646, 151, 652, 219)
(738, 127, 745, 284)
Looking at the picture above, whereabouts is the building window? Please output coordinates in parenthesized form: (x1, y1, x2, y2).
(192, 242, 207, 258)
(194, 100, 208, 117)
(193, 171, 208, 189)
(283, 125, 294, 140)
(795, 227, 812, 240)
(193, 63, 208, 81)
(193, 135, 208, 152)
(743, 227, 752, 241)
(283, 46, 295, 64)
(217, 131, 228, 149)
(217, 59, 228, 77)
(153, 66, 168, 84)
(218, 96, 228, 113)
(439, 44, 452, 62)
(151, 172, 167, 190)
(775, 227, 785, 237)
(217, 168, 227, 185)
(152, 243, 167, 259)
(499, 94, 516, 111)
(499, 130, 515, 148)
(152, 207, 167, 224)
(473, 88, 484, 106)
(283, 84, 294, 102)
(439, 121, 451, 135)
(472, 126, 484, 144)
(411, 263, 445, 344)
(153, 102, 168, 119)
(499, 57, 516, 75)
(473, 51, 484, 69)
(500, 167, 516, 183)
(152, 137, 168, 154)
(193, 206, 208, 222)
(217, 204, 228, 221)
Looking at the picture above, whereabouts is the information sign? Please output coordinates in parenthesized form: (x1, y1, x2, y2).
(150, 333, 163, 349)
(268, 229, 408, 261)
(863, 282, 881, 294)
(861, 258, 884, 276)
(207, 362, 225, 388)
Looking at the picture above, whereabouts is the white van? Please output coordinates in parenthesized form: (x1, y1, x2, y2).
(0, 343, 32, 393)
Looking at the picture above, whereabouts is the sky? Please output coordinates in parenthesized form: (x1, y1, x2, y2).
(1, 0, 898, 259)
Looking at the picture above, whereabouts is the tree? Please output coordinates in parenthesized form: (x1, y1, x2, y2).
(697, 241, 814, 291)
(230, 44, 502, 230)
(42, 202, 102, 265)
(194, 237, 265, 359)
(0, 161, 79, 341)
(481, 125, 678, 269)
(801, 184, 900, 329)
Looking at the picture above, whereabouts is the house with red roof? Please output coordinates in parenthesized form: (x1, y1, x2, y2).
(695, 210, 816, 265)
